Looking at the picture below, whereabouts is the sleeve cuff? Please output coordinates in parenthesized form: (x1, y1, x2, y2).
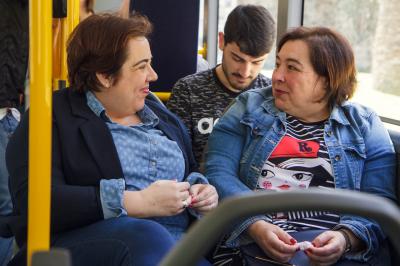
(225, 215, 272, 247)
(99, 179, 127, 219)
(185, 172, 209, 185)
(332, 223, 371, 262)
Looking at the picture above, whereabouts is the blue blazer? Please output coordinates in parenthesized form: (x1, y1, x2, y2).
(6, 88, 198, 247)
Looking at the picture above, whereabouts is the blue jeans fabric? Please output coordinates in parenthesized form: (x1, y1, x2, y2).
(10, 217, 210, 266)
(0, 111, 18, 216)
(0, 112, 19, 266)
(0, 238, 12, 266)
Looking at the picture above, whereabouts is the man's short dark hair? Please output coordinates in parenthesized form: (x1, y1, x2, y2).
(224, 5, 276, 57)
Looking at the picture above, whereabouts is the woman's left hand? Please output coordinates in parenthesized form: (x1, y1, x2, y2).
(304, 230, 347, 266)
(189, 184, 218, 214)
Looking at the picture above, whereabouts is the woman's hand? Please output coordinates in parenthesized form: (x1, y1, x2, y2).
(305, 229, 362, 266)
(247, 220, 298, 263)
(124, 180, 191, 217)
(189, 184, 218, 214)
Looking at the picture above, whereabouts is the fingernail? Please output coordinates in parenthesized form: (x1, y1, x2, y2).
(290, 238, 297, 245)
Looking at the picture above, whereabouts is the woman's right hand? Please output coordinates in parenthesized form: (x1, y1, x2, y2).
(247, 220, 299, 263)
(124, 180, 191, 218)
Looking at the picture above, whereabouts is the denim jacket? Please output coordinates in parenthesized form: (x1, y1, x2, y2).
(205, 87, 396, 262)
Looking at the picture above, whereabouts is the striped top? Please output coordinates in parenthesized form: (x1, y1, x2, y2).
(256, 115, 339, 232)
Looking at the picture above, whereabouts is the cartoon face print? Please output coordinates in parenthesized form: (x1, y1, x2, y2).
(257, 161, 313, 191)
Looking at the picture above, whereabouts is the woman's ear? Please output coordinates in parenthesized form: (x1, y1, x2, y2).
(218, 32, 225, 51)
(96, 73, 111, 89)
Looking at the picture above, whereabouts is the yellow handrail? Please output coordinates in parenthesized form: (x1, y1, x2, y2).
(154, 92, 171, 102)
(62, 0, 80, 86)
(28, 0, 53, 265)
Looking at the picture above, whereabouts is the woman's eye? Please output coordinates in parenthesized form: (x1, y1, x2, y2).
(261, 169, 275, 179)
(292, 172, 313, 181)
(288, 65, 298, 71)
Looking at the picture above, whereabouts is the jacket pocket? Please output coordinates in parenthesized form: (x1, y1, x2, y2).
(342, 142, 366, 188)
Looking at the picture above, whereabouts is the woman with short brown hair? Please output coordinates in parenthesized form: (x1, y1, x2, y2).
(7, 14, 215, 266)
(206, 27, 395, 266)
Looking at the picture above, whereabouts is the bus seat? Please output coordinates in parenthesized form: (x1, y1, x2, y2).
(130, 0, 200, 93)
(388, 129, 400, 203)
(0, 216, 14, 238)
(388, 129, 400, 265)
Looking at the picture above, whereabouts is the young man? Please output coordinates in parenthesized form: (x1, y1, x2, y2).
(167, 5, 276, 167)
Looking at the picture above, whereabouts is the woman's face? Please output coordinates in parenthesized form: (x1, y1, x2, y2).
(96, 37, 158, 117)
(272, 40, 329, 122)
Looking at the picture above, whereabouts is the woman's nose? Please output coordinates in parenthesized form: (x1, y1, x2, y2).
(272, 67, 285, 82)
(148, 65, 158, 82)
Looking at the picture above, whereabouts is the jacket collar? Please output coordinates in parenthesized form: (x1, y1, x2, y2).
(261, 96, 287, 122)
(66, 89, 187, 178)
(67, 89, 124, 178)
(329, 104, 351, 126)
(260, 92, 350, 126)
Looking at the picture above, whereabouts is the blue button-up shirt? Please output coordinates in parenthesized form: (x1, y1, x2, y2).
(86, 91, 203, 240)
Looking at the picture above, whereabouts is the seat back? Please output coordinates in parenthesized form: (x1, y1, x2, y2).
(130, 0, 200, 93)
(388, 129, 400, 204)
(388, 129, 400, 266)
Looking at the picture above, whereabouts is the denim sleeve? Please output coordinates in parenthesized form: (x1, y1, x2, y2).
(205, 97, 255, 199)
(339, 112, 396, 262)
(204, 96, 272, 247)
(99, 179, 127, 219)
(185, 172, 209, 219)
(332, 222, 378, 262)
(185, 172, 209, 185)
(225, 215, 272, 247)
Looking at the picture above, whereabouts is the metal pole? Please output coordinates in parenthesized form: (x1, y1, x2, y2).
(206, 0, 218, 67)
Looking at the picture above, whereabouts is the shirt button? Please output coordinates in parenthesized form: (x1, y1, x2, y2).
(334, 155, 341, 161)
(326, 131, 333, 136)
(252, 127, 260, 135)
(151, 161, 156, 166)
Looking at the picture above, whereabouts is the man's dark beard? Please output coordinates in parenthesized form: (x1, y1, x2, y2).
(221, 56, 253, 90)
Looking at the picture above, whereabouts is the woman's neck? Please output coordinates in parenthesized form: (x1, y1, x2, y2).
(107, 112, 142, 126)
(286, 106, 330, 123)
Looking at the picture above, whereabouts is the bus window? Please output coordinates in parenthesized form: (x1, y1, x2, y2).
(303, 0, 400, 130)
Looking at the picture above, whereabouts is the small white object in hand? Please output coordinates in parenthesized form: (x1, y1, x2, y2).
(298, 241, 313, 251)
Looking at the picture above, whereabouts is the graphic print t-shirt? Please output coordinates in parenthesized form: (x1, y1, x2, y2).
(257, 115, 339, 232)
